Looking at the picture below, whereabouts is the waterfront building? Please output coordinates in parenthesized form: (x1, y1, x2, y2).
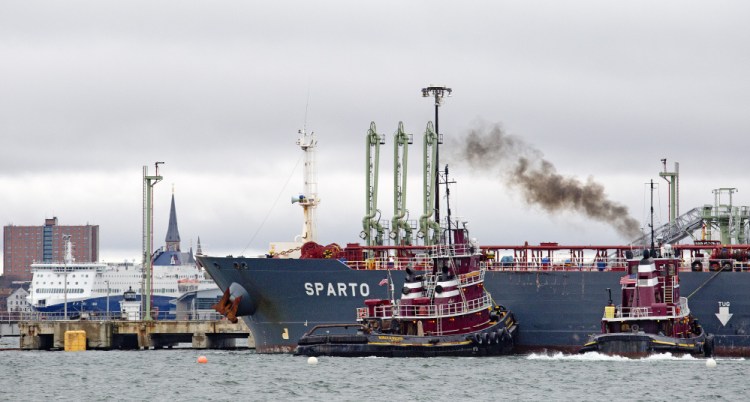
(3, 217, 99, 282)
(6, 287, 31, 314)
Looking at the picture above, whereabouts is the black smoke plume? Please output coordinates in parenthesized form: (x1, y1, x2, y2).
(451, 123, 641, 239)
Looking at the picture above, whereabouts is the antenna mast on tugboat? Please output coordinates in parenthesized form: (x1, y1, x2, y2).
(649, 179, 656, 257)
(443, 164, 457, 246)
(421, 85, 452, 232)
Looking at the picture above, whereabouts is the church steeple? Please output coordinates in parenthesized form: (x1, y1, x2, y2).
(165, 191, 181, 252)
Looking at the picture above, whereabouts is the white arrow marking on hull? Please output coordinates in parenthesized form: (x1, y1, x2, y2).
(716, 306, 733, 326)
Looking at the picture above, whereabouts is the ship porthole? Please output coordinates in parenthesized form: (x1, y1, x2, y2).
(631, 324, 639, 332)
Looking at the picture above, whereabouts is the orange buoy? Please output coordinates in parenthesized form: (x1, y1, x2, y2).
(197, 355, 208, 364)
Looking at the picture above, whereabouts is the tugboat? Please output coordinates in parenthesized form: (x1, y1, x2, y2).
(579, 245, 714, 357)
(295, 236, 518, 357)
(295, 169, 518, 357)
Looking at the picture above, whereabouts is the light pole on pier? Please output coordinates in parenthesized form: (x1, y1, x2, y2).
(63, 234, 70, 320)
(105, 280, 110, 319)
(421, 85, 452, 226)
(143, 162, 164, 321)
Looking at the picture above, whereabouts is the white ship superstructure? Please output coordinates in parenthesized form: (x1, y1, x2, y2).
(26, 193, 217, 317)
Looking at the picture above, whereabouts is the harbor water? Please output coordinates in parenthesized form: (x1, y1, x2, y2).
(1, 336, 747, 401)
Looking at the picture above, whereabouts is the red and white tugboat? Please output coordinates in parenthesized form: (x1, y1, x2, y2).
(295, 216, 518, 357)
(579, 247, 714, 357)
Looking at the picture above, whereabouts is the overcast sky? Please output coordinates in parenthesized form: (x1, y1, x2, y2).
(2, 1, 748, 272)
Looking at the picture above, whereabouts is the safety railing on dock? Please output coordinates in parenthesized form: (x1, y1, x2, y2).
(2, 311, 226, 322)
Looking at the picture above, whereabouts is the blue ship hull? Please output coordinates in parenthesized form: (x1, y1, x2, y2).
(197, 255, 750, 356)
(32, 295, 176, 319)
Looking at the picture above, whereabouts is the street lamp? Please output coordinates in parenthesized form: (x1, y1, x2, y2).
(105, 280, 110, 319)
(63, 270, 68, 320)
(62, 234, 70, 320)
(421, 85, 452, 224)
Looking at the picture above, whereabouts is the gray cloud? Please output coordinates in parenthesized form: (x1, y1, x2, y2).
(2, 1, 749, 269)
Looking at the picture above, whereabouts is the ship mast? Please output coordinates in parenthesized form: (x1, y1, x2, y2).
(293, 128, 319, 243)
(421, 85, 451, 229)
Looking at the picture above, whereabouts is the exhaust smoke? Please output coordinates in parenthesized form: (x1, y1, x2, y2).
(452, 123, 641, 239)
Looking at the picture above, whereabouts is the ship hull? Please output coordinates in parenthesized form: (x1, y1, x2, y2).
(294, 320, 518, 357)
(198, 255, 750, 356)
(29, 295, 175, 318)
(579, 332, 712, 358)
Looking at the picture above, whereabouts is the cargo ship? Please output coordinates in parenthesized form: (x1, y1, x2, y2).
(198, 90, 750, 355)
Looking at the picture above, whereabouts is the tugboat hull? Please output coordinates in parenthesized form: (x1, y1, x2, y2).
(295, 320, 518, 358)
(580, 332, 713, 358)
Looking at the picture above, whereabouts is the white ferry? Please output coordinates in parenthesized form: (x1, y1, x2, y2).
(26, 194, 217, 318)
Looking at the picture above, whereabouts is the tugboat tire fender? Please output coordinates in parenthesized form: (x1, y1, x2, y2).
(501, 328, 514, 347)
(703, 335, 715, 357)
(473, 333, 484, 345)
(328, 335, 369, 344)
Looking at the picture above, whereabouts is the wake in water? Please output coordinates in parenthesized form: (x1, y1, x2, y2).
(525, 351, 742, 362)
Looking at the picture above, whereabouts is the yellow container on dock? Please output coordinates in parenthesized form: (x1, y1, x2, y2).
(64, 330, 87, 352)
(604, 305, 615, 319)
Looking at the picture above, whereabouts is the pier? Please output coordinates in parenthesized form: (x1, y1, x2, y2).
(17, 319, 254, 350)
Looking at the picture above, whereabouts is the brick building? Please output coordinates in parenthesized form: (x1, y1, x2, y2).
(3, 217, 99, 281)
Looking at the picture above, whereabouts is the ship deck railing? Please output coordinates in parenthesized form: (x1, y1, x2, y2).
(607, 297, 690, 320)
(430, 243, 479, 258)
(359, 294, 493, 320)
(345, 256, 707, 272)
